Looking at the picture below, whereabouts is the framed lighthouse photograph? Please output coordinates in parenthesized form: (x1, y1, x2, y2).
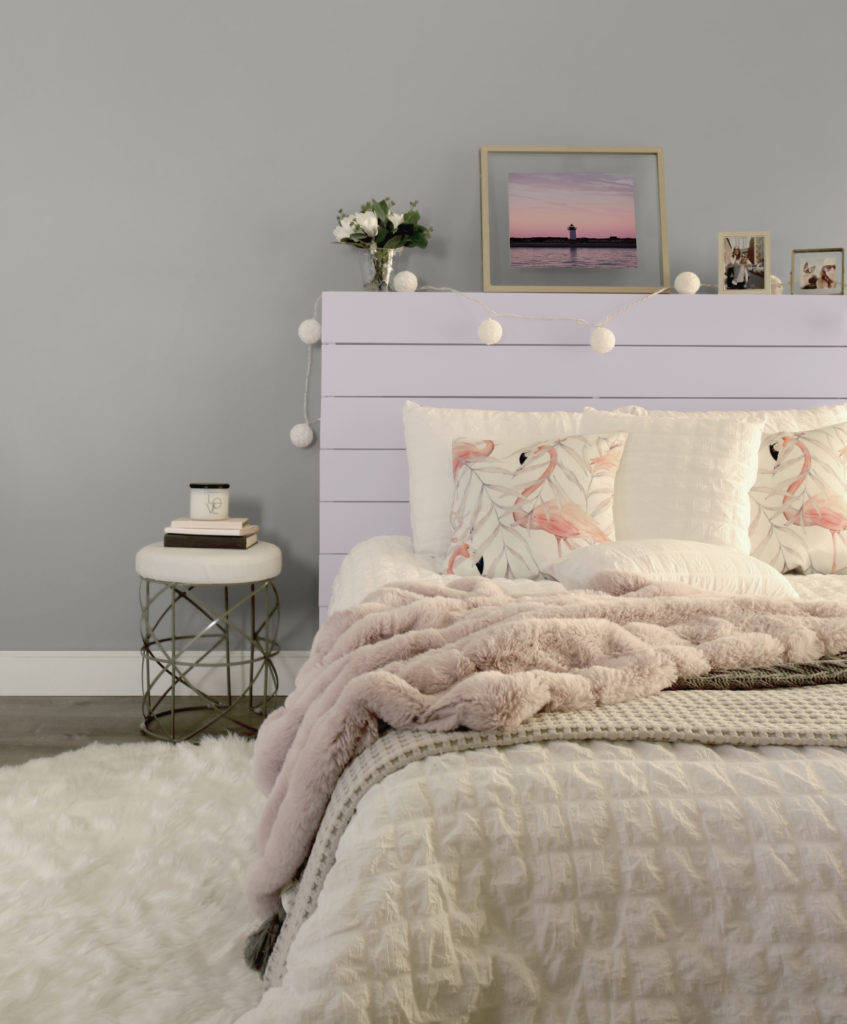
(480, 146, 669, 292)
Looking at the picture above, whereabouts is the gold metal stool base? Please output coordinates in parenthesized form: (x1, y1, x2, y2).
(139, 578, 280, 742)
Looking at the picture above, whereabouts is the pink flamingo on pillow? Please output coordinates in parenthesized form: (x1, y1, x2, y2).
(775, 435, 847, 571)
(514, 499, 610, 557)
(452, 439, 495, 478)
(511, 442, 609, 556)
(589, 442, 624, 476)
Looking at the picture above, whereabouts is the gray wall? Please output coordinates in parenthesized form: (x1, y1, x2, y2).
(2, 0, 845, 651)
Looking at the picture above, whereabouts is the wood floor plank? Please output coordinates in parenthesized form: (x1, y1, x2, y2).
(0, 696, 284, 767)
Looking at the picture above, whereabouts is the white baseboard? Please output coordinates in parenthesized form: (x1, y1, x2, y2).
(0, 650, 310, 697)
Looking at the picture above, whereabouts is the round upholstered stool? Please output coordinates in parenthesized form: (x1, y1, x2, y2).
(136, 541, 282, 742)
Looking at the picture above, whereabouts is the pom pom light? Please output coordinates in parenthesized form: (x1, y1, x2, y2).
(297, 318, 322, 345)
(392, 270, 418, 293)
(290, 423, 314, 448)
(674, 272, 701, 294)
(477, 318, 503, 345)
(590, 327, 616, 354)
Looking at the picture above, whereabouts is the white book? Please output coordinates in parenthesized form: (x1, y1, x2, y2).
(164, 523, 259, 537)
(169, 517, 251, 532)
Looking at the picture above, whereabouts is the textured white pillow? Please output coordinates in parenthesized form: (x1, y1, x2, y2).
(598, 405, 847, 562)
(580, 408, 762, 553)
(403, 401, 582, 556)
(546, 538, 797, 598)
(750, 420, 847, 574)
(600, 403, 847, 433)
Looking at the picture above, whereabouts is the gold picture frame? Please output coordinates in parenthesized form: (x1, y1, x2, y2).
(480, 145, 670, 293)
(790, 248, 845, 294)
(718, 232, 771, 294)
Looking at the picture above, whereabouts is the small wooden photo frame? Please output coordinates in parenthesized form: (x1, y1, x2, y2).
(718, 232, 771, 294)
(790, 249, 845, 294)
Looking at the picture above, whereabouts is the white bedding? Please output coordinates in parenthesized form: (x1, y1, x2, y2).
(242, 738, 847, 1023)
(329, 535, 573, 612)
(244, 538, 847, 1024)
(329, 533, 847, 612)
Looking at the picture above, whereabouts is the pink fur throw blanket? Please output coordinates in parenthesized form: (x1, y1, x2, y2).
(246, 572, 847, 916)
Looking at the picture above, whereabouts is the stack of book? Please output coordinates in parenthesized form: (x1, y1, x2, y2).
(164, 517, 259, 550)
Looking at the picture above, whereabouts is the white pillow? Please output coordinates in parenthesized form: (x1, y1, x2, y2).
(546, 538, 797, 598)
(597, 404, 847, 562)
(446, 432, 626, 579)
(580, 408, 762, 553)
(750, 420, 847, 574)
(403, 401, 582, 556)
(599, 403, 847, 434)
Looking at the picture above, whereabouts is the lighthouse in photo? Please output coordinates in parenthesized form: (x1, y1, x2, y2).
(568, 223, 577, 241)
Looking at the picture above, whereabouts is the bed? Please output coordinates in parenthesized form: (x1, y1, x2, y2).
(238, 292, 847, 1024)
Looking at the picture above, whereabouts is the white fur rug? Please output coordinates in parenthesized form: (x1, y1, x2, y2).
(0, 736, 266, 1024)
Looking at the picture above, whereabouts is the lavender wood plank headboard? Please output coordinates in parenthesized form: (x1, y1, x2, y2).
(319, 290, 847, 618)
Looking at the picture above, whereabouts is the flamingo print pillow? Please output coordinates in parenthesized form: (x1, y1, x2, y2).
(445, 432, 627, 579)
(750, 420, 847, 573)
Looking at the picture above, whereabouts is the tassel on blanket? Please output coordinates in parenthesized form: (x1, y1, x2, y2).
(243, 910, 285, 976)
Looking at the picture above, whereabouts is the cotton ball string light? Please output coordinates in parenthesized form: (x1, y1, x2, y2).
(674, 271, 701, 294)
(478, 318, 503, 345)
(297, 318, 322, 345)
(590, 327, 615, 354)
(392, 270, 418, 293)
(289, 422, 314, 448)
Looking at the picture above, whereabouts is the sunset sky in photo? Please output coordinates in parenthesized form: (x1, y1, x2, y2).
(508, 173, 637, 238)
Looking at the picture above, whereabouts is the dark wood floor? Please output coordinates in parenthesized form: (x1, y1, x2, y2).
(0, 696, 285, 767)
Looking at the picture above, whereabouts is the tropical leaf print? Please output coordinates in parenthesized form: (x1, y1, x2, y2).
(749, 422, 847, 573)
(445, 432, 626, 579)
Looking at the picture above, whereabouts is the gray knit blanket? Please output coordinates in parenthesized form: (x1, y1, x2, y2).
(245, 571, 847, 917)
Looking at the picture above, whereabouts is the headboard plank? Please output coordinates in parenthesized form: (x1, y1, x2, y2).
(319, 291, 847, 617)
(323, 345, 843, 400)
(322, 291, 847, 347)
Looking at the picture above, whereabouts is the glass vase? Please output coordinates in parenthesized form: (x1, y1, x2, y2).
(360, 245, 403, 291)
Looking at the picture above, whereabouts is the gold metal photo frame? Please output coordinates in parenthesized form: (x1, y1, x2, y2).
(480, 146, 669, 293)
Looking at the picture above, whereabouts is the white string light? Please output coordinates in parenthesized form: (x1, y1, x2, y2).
(418, 282, 678, 352)
(286, 272, 762, 447)
(290, 296, 321, 448)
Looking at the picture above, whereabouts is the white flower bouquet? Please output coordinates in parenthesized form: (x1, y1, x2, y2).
(333, 198, 432, 251)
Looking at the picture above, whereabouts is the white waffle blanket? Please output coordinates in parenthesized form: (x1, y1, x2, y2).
(238, 689, 847, 1024)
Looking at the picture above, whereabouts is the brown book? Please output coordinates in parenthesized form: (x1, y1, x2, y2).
(163, 532, 259, 550)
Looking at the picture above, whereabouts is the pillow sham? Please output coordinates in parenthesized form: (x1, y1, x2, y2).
(403, 401, 582, 556)
(580, 408, 762, 553)
(594, 402, 847, 434)
(445, 432, 626, 579)
(546, 538, 797, 598)
(750, 420, 847, 573)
